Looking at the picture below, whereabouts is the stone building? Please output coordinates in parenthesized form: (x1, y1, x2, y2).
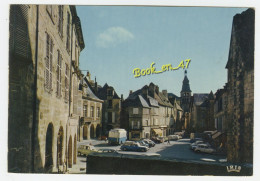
(97, 83, 121, 135)
(121, 83, 182, 140)
(168, 95, 183, 132)
(78, 75, 103, 141)
(189, 92, 215, 132)
(225, 8, 254, 164)
(8, 5, 84, 173)
(214, 86, 228, 132)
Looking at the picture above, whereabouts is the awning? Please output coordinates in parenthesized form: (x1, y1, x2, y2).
(152, 128, 163, 136)
(212, 132, 223, 139)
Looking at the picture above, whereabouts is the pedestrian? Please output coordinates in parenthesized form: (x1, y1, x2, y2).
(167, 137, 170, 145)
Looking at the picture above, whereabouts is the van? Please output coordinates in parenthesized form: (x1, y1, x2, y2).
(108, 128, 127, 145)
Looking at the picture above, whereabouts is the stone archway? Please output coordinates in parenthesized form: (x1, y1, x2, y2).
(57, 126, 64, 167)
(83, 125, 88, 140)
(68, 136, 72, 168)
(45, 123, 54, 171)
(96, 124, 101, 138)
(90, 124, 95, 139)
(73, 134, 77, 164)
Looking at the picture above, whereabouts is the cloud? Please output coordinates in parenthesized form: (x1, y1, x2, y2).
(96, 27, 134, 48)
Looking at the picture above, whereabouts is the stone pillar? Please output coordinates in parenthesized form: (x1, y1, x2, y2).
(79, 126, 83, 141)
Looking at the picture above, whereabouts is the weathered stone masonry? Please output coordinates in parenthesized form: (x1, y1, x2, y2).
(8, 5, 85, 173)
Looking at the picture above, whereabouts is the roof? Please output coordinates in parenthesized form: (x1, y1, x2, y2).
(83, 77, 103, 102)
(123, 94, 150, 108)
(193, 94, 209, 106)
(158, 92, 173, 107)
(70, 6, 85, 50)
(97, 83, 120, 100)
(175, 101, 183, 111)
(181, 75, 192, 92)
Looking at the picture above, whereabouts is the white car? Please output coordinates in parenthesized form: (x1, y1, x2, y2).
(194, 144, 216, 153)
(190, 141, 205, 150)
(168, 135, 179, 141)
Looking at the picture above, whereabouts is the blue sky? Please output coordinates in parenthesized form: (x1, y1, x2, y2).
(76, 6, 247, 98)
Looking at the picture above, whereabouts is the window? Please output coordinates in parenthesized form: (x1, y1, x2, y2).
(66, 12, 71, 53)
(107, 89, 113, 96)
(58, 5, 63, 37)
(65, 63, 69, 101)
(90, 106, 94, 118)
(83, 105, 87, 117)
(133, 108, 138, 114)
(45, 33, 53, 91)
(132, 121, 140, 129)
(56, 50, 62, 97)
(97, 107, 100, 118)
(108, 100, 112, 108)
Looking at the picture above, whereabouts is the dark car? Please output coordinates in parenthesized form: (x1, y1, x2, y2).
(142, 139, 155, 147)
(120, 141, 148, 152)
(137, 140, 149, 148)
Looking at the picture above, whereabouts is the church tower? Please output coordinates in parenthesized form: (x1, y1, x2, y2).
(180, 70, 192, 112)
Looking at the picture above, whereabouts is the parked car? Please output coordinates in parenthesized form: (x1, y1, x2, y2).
(77, 145, 97, 156)
(151, 137, 163, 143)
(137, 140, 149, 148)
(120, 141, 148, 152)
(190, 141, 209, 150)
(190, 138, 203, 143)
(97, 149, 118, 154)
(168, 135, 179, 141)
(142, 139, 155, 147)
(194, 144, 216, 153)
(100, 135, 108, 141)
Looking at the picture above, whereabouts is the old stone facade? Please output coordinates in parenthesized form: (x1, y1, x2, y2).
(97, 83, 121, 135)
(214, 86, 228, 132)
(122, 83, 183, 140)
(8, 5, 84, 173)
(189, 92, 215, 132)
(78, 75, 103, 141)
(225, 8, 254, 164)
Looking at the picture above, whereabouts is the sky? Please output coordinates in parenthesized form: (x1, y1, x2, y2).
(76, 6, 247, 98)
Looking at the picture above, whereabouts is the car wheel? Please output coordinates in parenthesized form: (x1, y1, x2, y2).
(196, 150, 200, 153)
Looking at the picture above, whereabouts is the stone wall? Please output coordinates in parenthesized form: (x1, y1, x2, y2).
(8, 5, 84, 173)
(226, 8, 254, 164)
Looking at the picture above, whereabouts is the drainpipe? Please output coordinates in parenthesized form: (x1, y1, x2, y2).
(31, 5, 39, 173)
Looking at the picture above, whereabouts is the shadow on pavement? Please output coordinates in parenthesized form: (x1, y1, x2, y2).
(156, 140, 226, 163)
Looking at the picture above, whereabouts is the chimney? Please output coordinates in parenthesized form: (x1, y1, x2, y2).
(162, 90, 168, 98)
(86, 71, 91, 80)
(155, 85, 159, 94)
(94, 77, 98, 94)
(142, 86, 148, 99)
(129, 90, 133, 95)
(121, 94, 124, 101)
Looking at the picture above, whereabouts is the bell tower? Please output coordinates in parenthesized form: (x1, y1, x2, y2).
(180, 70, 192, 112)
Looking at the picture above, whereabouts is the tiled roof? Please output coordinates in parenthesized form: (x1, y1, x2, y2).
(83, 77, 103, 101)
(193, 94, 209, 106)
(97, 83, 120, 100)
